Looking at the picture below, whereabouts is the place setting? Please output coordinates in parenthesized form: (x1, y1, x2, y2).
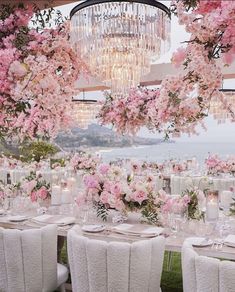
(1, 0, 235, 291)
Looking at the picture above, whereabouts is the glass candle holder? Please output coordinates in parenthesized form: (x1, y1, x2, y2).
(206, 190, 219, 222)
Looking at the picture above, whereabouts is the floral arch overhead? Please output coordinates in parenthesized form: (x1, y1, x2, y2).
(1, 0, 235, 141)
(0, 3, 86, 141)
(98, 0, 235, 138)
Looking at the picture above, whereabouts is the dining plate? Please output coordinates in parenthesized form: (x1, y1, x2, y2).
(0, 209, 5, 216)
(8, 215, 28, 222)
(224, 235, 235, 248)
(224, 242, 235, 248)
(186, 237, 213, 247)
(82, 224, 105, 233)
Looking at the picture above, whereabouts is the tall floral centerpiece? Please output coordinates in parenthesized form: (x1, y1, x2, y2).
(21, 172, 51, 205)
(83, 164, 173, 224)
(0, 3, 85, 141)
(70, 152, 100, 174)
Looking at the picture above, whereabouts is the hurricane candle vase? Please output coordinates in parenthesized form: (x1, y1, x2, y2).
(206, 190, 219, 222)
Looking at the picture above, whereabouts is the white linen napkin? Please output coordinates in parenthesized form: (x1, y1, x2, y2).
(32, 215, 76, 226)
(112, 224, 164, 237)
(224, 234, 235, 247)
(186, 237, 207, 246)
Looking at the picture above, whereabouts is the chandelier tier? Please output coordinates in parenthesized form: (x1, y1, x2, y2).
(72, 98, 100, 129)
(210, 89, 235, 122)
(70, 0, 171, 97)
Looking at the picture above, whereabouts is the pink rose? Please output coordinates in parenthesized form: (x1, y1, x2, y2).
(110, 182, 122, 197)
(31, 191, 37, 202)
(171, 48, 187, 68)
(131, 190, 147, 205)
(100, 191, 110, 205)
(83, 175, 99, 189)
(37, 186, 48, 200)
(76, 194, 85, 207)
(98, 163, 110, 175)
(22, 180, 37, 194)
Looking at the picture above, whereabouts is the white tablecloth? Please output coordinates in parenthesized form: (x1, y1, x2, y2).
(171, 175, 235, 195)
(0, 168, 66, 184)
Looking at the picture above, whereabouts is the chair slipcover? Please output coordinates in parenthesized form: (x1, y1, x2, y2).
(182, 242, 235, 292)
(68, 226, 165, 292)
(0, 225, 59, 292)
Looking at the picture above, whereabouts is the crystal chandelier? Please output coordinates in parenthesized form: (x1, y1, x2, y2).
(210, 89, 235, 122)
(72, 93, 100, 129)
(70, 0, 171, 97)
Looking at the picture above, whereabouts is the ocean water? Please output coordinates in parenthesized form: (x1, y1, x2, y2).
(99, 142, 235, 163)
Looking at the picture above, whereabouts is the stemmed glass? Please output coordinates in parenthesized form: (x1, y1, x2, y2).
(169, 205, 185, 237)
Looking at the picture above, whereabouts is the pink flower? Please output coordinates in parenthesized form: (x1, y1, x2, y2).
(76, 194, 85, 207)
(9, 60, 27, 78)
(37, 186, 48, 200)
(100, 191, 110, 204)
(98, 163, 110, 175)
(30, 191, 37, 202)
(22, 180, 37, 194)
(171, 48, 187, 68)
(110, 182, 122, 197)
(83, 174, 99, 189)
(131, 190, 147, 205)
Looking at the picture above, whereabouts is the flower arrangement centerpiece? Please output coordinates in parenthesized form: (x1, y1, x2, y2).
(182, 187, 205, 220)
(70, 152, 100, 174)
(205, 154, 226, 176)
(123, 173, 163, 224)
(82, 164, 126, 220)
(205, 154, 235, 176)
(0, 180, 20, 201)
(21, 171, 51, 203)
(83, 164, 169, 224)
(172, 161, 187, 174)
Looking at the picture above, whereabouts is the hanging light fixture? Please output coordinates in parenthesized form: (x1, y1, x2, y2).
(210, 89, 235, 122)
(70, 0, 171, 97)
(72, 91, 100, 129)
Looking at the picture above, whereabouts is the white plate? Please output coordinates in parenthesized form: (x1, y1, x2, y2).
(8, 215, 28, 222)
(0, 209, 5, 216)
(82, 224, 105, 233)
(186, 237, 213, 247)
(224, 235, 235, 248)
(224, 242, 235, 248)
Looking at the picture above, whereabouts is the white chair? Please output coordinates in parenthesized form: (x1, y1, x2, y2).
(182, 242, 235, 292)
(0, 225, 68, 292)
(68, 226, 165, 292)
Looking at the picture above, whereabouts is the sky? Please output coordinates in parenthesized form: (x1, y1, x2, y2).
(56, 1, 235, 143)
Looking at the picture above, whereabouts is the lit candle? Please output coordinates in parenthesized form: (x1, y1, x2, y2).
(51, 185, 61, 206)
(207, 200, 219, 220)
(206, 190, 219, 221)
(61, 188, 72, 204)
(220, 190, 233, 209)
(67, 177, 77, 196)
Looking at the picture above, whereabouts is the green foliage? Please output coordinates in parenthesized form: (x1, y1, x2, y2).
(31, 4, 66, 31)
(96, 202, 109, 221)
(20, 141, 59, 162)
(229, 198, 235, 215)
(184, 189, 204, 220)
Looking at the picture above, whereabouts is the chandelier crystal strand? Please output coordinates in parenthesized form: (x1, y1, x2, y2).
(70, 1, 170, 97)
(210, 91, 235, 123)
(72, 100, 100, 129)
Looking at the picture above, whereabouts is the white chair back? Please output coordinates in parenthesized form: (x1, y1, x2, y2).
(68, 227, 165, 292)
(0, 225, 57, 292)
(182, 242, 235, 292)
